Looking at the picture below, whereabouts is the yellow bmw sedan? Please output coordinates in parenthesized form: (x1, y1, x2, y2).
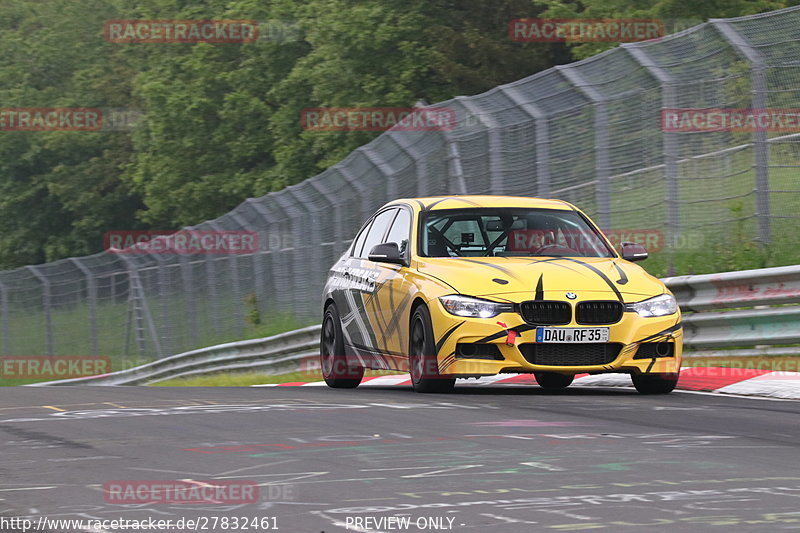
(320, 196, 682, 394)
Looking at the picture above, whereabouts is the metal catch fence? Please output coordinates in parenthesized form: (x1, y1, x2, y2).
(2, 7, 800, 363)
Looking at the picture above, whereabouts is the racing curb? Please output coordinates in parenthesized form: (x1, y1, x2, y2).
(253, 367, 800, 400)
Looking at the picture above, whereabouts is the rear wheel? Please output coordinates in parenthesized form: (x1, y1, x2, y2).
(631, 372, 678, 394)
(409, 305, 455, 394)
(320, 304, 364, 389)
(534, 372, 574, 390)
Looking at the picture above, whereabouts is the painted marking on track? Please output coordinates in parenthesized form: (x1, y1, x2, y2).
(480, 513, 539, 525)
(521, 462, 565, 472)
(0, 486, 57, 492)
(41, 406, 65, 412)
(0, 402, 94, 411)
(103, 402, 126, 409)
(344, 497, 400, 502)
(215, 460, 299, 477)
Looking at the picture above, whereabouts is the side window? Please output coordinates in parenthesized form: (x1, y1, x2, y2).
(384, 208, 411, 255)
(358, 208, 397, 259)
(351, 220, 373, 257)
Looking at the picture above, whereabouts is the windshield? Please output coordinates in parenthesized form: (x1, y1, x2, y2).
(419, 208, 615, 258)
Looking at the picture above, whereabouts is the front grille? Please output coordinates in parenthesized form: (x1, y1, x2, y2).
(519, 301, 571, 325)
(519, 343, 623, 366)
(576, 301, 624, 325)
(634, 342, 675, 359)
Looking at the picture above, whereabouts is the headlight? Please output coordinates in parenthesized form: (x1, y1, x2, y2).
(439, 295, 513, 318)
(626, 294, 678, 317)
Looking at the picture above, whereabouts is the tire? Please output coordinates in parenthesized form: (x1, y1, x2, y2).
(409, 305, 455, 393)
(534, 372, 574, 390)
(631, 372, 678, 394)
(320, 304, 364, 389)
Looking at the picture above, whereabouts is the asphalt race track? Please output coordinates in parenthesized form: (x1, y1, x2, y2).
(1, 386, 799, 532)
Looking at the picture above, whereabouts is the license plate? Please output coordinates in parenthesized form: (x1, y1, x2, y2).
(536, 327, 609, 343)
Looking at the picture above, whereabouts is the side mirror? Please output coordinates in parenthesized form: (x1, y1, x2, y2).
(621, 241, 648, 262)
(368, 242, 406, 265)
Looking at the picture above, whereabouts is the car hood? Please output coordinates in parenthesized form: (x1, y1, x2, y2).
(415, 256, 664, 303)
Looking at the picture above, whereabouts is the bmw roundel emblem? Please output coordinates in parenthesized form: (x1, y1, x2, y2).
(565, 292, 577, 300)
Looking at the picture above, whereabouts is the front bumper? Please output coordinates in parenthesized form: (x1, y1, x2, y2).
(429, 300, 682, 377)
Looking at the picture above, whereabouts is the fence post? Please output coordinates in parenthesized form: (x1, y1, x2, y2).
(207, 220, 243, 333)
(178, 253, 199, 347)
(387, 132, 430, 198)
(308, 177, 348, 257)
(499, 86, 551, 197)
(458, 96, 503, 194)
(420, 98, 468, 195)
(712, 19, 771, 245)
(337, 165, 373, 228)
(26, 266, 53, 355)
(283, 188, 319, 318)
(0, 279, 9, 355)
(245, 198, 278, 313)
(361, 146, 397, 202)
(231, 210, 258, 332)
(442, 133, 467, 194)
(151, 251, 174, 357)
(624, 44, 680, 272)
(69, 258, 98, 355)
(263, 195, 296, 315)
(557, 65, 611, 228)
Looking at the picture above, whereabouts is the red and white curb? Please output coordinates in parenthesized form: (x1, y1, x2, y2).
(254, 367, 800, 400)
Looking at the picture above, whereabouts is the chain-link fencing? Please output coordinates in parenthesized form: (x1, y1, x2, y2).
(2, 7, 799, 364)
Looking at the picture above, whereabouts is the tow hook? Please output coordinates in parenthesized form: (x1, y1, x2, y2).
(496, 321, 518, 346)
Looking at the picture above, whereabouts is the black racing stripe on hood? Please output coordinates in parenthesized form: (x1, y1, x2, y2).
(436, 321, 465, 354)
(614, 262, 629, 285)
(528, 257, 582, 274)
(458, 258, 522, 281)
(635, 322, 682, 344)
(535, 274, 544, 300)
(546, 257, 624, 302)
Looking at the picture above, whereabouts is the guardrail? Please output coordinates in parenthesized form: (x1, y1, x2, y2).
(664, 264, 800, 358)
(31, 265, 800, 386)
(31, 325, 321, 386)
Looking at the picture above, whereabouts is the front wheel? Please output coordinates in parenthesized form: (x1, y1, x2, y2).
(631, 372, 678, 394)
(409, 305, 455, 394)
(320, 304, 364, 389)
(534, 372, 574, 390)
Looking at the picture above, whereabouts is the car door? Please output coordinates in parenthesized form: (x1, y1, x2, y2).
(338, 207, 398, 362)
(362, 205, 415, 370)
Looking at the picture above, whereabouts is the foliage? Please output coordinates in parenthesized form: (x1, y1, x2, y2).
(0, 0, 797, 269)
(0, 0, 562, 262)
